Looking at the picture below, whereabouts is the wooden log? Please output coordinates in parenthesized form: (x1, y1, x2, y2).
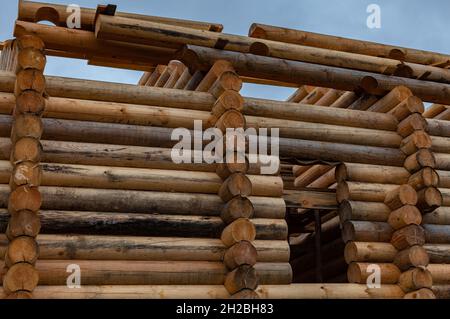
(11, 161, 42, 188)
(179, 45, 450, 105)
(424, 105, 446, 119)
(18, 1, 223, 32)
(342, 221, 393, 243)
(215, 110, 246, 131)
(440, 188, 450, 206)
(224, 265, 258, 294)
(230, 289, 259, 299)
(248, 23, 450, 66)
(427, 264, 450, 284)
(425, 244, 450, 263)
(221, 218, 256, 247)
(6, 210, 40, 240)
(416, 187, 442, 212)
(400, 131, 432, 156)
(384, 185, 418, 210)
(221, 196, 254, 224)
(211, 90, 244, 119)
(387, 205, 422, 229)
(347, 94, 378, 111)
(15, 90, 46, 115)
(403, 288, 436, 299)
(389, 96, 425, 122)
(243, 97, 398, 131)
(209, 71, 242, 98)
(432, 285, 450, 299)
(422, 207, 450, 225)
(344, 241, 397, 263)
(394, 245, 429, 271)
(223, 241, 258, 269)
(408, 167, 439, 190)
(95, 15, 450, 84)
(17, 47, 46, 71)
(0, 210, 287, 240)
(307, 167, 335, 188)
(330, 91, 358, 108)
(347, 262, 400, 284)
(427, 118, 450, 138)
(11, 114, 43, 143)
(5, 236, 38, 266)
(294, 165, 331, 187)
(397, 113, 428, 138)
(6, 186, 285, 219)
(337, 181, 414, 204)
(335, 163, 409, 184)
(219, 173, 253, 202)
(423, 224, 450, 244)
(0, 234, 289, 263)
(404, 149, 436, 173)
(339, 200, 391, 223)
(284, 189, 337, 210)
(2, 262, 39, 293)
(437, 169, 450, 188)
(367, 86, 412, 113)
(391, 224, 426, 250)
(12, 137, 42, 163)
(15, 68, 45, 95)
(398, 268, 433, 292)
(8, 185, 41, 213)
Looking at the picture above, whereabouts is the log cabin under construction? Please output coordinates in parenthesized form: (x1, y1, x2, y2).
(0, 0, 449, 299)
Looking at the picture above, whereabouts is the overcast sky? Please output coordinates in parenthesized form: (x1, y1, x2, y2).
(1, 0, 449, 100)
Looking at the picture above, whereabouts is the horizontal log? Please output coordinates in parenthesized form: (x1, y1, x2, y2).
(423, 207, 450, 225)
(425, 244, 450, 264)
(439, 188, 450, 206)
(0, 209, 287, 240)
(0, 184, 285, 219)
(336, 163, 409, 184)
(18, 1, 223, 32)
(0, 234, 289, 263)
(0, 283, 405, 299)
(339, 200, 391, 223)
(344, 242, 397, 263)
(342, 221, 393, 243)
(95, 15, 450, 84)
(347, 262, 400, 284)
(284, 189, 337, 210)
(0, 161, 283, 197)
(432, 285, 450, 299)
(427, 264, 450, 284)
(248, 23, 450, 66)
(337, 181, 398, 203)
(180, 45, 450, 105)
(423, 224, 450, 244)
(0, 260, 292, 286)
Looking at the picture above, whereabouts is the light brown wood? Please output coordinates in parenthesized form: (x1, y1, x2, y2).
(339, 200, 391, 223)
(11, 114, 43, 143)
(384, 184, 418, 210)
(215, 110, 246, 132)
(221, 196, 254, 224)
(391, 224, 426, 250)
(347, 262, 400, 284)
(15, 91, 46, 115)
(342, 221, 393, 243)
(397, 113, 428, 138)
(223, 241, 258, 269)
(400, 131, 432, 156)
(408, 167, 439, 190)
(394, 245, 429, 271)
(5, 236, 39, 266)
(387, 205, 422, 229)
(389, 96, 424, 121)
(427, 264, 450, 284)
(224, 265, 258, 294)
(367, 86, 412, 113)
(17, 47, 46, 71)
(12, 137, 42, 163)
(404, 149, 436, 173)
(11, 161, 42, 188)
(344, 241, 397, 263)
(8, 185, 41, 213)
(15, 68, 45, 95)
(336, 163, 409, 184)
(398, 268, 433, 292)
(2, 262, 39, 293)
(403, 288, 436, 299)
(230, 289, 259, 299)
(219, 173, 253, 202)
(209, 71, 242, 98)
(221, 218, 256, 247)
(416, 187, 442, 212)
(6, 210, 40, 239)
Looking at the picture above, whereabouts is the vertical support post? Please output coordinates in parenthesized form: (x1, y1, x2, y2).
(314, 210, 323, 283)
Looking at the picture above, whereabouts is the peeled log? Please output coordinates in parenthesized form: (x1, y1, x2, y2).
(344, 242, 397, 263)
(423, 224, 450, 244)
(5, 236, 39, 266)
(6, 210, 40, 239)
(2, 263, 39, 293)
(221, 218, 256, 247)
(403, 288, 436, 299)
(422, 207, 450, 225)
(219, 173, 253, 202)
(416, 187, 442, 212)
(0, 234, 289, 263)
(384, 184, 417, 210)
(387, 205, 422, 229)
(404, 149, 436, 173)
(398, 268, 433, 292)
(8, 185, 41, 213)
(221, 196, 254, 224)
(394, 245, 429, 271)
(391, 224, 426, 250)
(223, 241, 258, 269)
(337, 181, 404, 203)
(335, 163, 409, 184)
(425, 244, 450, 263)
(427, 264, 450, 284)
(224, 265, 258, 294)
(347, 262, 400, 284)
(342, 221, 393, 243)
(339, 200, 390, 223)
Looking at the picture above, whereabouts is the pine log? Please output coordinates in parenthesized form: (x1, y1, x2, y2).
(391, 224, 426, 250)
(17, 47, 46, 71)
(248, 23, 449, 66)
(422, 207, 450, 225)
(15, 90, 46, 115)
(12, 137, 42, 163)
(219, 173, 253, 202)
(344, 242, 397, 263)
(397, 113, 428, 138)
(400, 131, 432, 156)
(337, 181, 409, 204)
(394, 245, 429, 271)
(366, 86, 412, 113)
(294, 165, 331, 188)
(432, 285, 450, 299)
(403, 288, 436, 299)
(404, 149, 436, 173)
(398, 267, 433, 292)
(387, 205, 422, 229)
(15, 69, 45, 94)
(389, 96, 424, 122)
(335, 163, 409, 184)
(342, 221, 393, 243)
(425, 244, 450, 263)
(339, 200, 390, 223)
(0, 234, 289, 263)
(416, 187, 442, 212)
(221, 196, 254, 224)
(2, 262, 39, 293)
(5, 236, 39, 266)
(221, 218, 256, 247)
(384, 184, 417, 210)
(347, 262, 400, 284)
(8, 185, 41, 213)
(6, 209, 40, 239)
(408, 167, 439, 190)
(224, 265, 258, 294)
(427, 264, 450, 284)
(423, 224, 450, 244)
(11, 114, 43, 143)
(223, 241, 258, 269)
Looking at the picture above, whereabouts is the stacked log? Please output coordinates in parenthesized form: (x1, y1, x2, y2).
(202, 60, 259, 298)
(1, 35, 46, 299)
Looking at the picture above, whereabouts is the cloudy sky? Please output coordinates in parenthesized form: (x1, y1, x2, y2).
(1, 0, 449, 100)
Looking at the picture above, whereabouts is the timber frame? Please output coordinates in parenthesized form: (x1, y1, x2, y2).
(0, 0, 449, 299)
